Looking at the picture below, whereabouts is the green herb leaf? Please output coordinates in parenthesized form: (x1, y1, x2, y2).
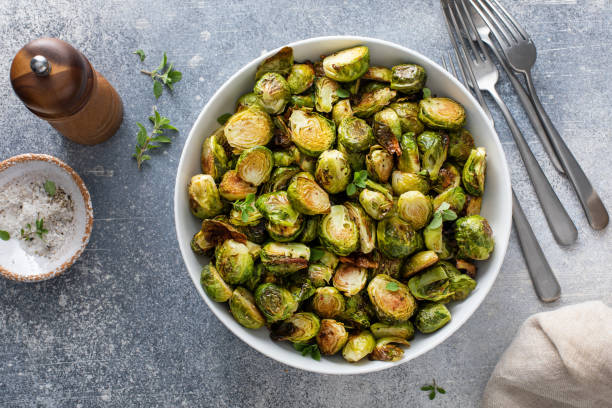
(437, 387, 446, 394)
(311, 346, 321, 361)
(386, 282, 399, 291)
(421, 379, 445, 400)
(353, 170, 368, 188)
(0, 230, 10, 241)
(438, 202, 450, 212)
(309, 248, 325, 262)
(154, 52, 167, 75)
(217, 113, 233, 125)
(133, 109, 177, 169)
(336, 88, 350, 98)
(293, 342, 307, 352)
(423, 87, 432, 99)
(441, 209, 457, 222)
(429, 391, 436, 400)
(153, 81, 163, 99)
(346, 183, 357, 196)
(44, 180, 56, 197)
(133, 49, 146, 62)
(168, 70, 182, 83)
(421, 386, 433, 391)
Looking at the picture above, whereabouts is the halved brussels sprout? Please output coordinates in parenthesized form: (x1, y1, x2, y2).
(455, 215, 494, 260)
(360, 81, 387, 93)
(229, 287, 266, 329)
(200, 264, 233, 302)
(339, 294, 372, 329)
(255, 283, 298, 323)
(316, 319, 349, 355)
(287, 63, 315, 94)
(230, 200, 263, 227)
(344, 202, 376, 254)
(253, 72, 291, 114)
(370, 322, 415, 340)
(236, 92, 261, 112)
(245, 263, 264, 292)
(240, 220, 268, 244)
(319, 205, 360, 256)
(255, 191, 300, 226)
(456, 258, 477, 278)
(338, 117, 374, 153)
(255, 46, 293, 79)
(366, 145, 394, 183)
(315, 150, 352, 194)
(391, 171, 430, 196)
(332, 99, 353, 125)
(315, 247, 340, 269)
(342, 330, 376, 362)
(322, 46, 370, 82)
(266, 216, 304, 242)
(215, 239, 254, 285)
(432, 163, 461, 194)
(449, 128, 475, 164)
(402, 250, 439, 278)
(219, 170, 258, 201)
(462, 147, 486, 197)
(359, 188, 393, 220)
(245, 241, 262, 259)
(464, 194, 482, 216)
(417, 131, 449, 181)
(423, 218, 454, 260)
(271, 312, 320, 342)
(397, 191, 433, 230)
(290, 94, 315, 109)
(372, 251, 403, 279)
(377, 216, 423, 259)
(333, 263, 368, 296)
(390, 101, 425, 135)
(448, 271, 477, 301)
(352, 87, 397, 118)
(369, 337, 410, 361)
(201, 127, 229, 182)
(289, 109, 336, 157)
(367, 274, 417, 323)
(261, 167, 300, 194)
(235, 146, 274, 186)
(408, 263, 455, 302)
(224, 106, 274, 153)
(373, 108, 402, 156)
(337, 142, 366, 172)
(191, 219, 248, 253)
(363, 66, 392, 82)
(390, 64, 426, 95)
(287, 172, 331, 215)
(260, 242, 310, 276)
(314, 76, 341, 113)
(288, 275, 316, 303)
(312, 286, 346, 318)
(418, 97, 466, 131)
(397, 132, 420, 173)
(308, 263, 335, 288)
(272, 147, 298, 167)
(188, 174, 224, 219)
(297, 153, 317, 174)
(299, 216, 320, 243)
(272, 115, 293, 149)
(414, 303, 451, 334)
(433, 186, 466, 214)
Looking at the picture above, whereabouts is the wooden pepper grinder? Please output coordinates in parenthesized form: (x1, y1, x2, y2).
(10, 38, 123, 145)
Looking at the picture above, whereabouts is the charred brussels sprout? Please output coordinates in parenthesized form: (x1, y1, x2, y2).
(272, 147, 298, 167)
(215, 239, 254, 285)
(455, 215, 494, 260)
(417, 131, 449, 181)
(369, 337, 410, 361)
(236, 146, 274, 186)
(315, 150, 352, 194)
(397, 191, 433, 230)
(245, 263, 264, 292)
(373, 108, 402, 156)
(271, 312, 320, 342)
(333, 263, 368, 296)
(464, 194, 482, 216)
(359, 188, 393, 220)
(322, 46, 370, 82)
(256, 191, 300, 226)
(366, 145, 394, 183)
(255, 283, 298, 323)
(332, 99, 353, 125)
(229, 287, 266, 329)
(254, 72, 291, 114)
(402, 250, 439, 278)
(446, 267, 477, 301)
(308, 263, 335, 288)
(299, 216, 320, 243)
(448, 128, 475, 164)
(391, 171, 430, 195)
(342, 330, 376, 362)
(261, 167, 300, 194)
(266, 216, 304, 242)
(390, 101, 425, 134)
(418, 97, 466, 131)
(261, 242, 310, 276)
(219, 170, 258, 201)
(390, 64, 427, 94)
(371, 322, 415, 340)
(288, 275, 316, 303)
(337, 142, 367, 172)
(289, 109, 336, 157)
(360, 81, 387, 93)
(312, 287, 346, 318)
(414, 303, 451, 334)
(287, 172, 331, 215)
(462, 147, 487, 197)
(397, 132, 421, 173)
(314, 76, 341, 113)
(200, 264, 233, 302)
(338, 117, 374, 153)
(188, 174, 224, 219)
(373, 252, 404, 279)
(377, 216, 423, 259)
(255, 46, 293, 79)
(408, 264, 454, 302)
(344, 202, 376, 254)
(363, 66, 392, 82)
(432, 162, 461, 194)
(224, 106, 274, 153)
(367, 274, 417, 323)
(201, 128, 229, 182)
(433, 186, 466, 214)
(339, 294, 372, 329)
(319, 205, 360, 256)
(353, 87, 397, 118)
(290, 94, 315, 109)
(236, 92, 261, 112)
(287, 63, 315, 94)
(317, 319, 349, 355)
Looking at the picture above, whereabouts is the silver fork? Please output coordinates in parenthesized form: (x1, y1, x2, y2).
(443, 52, 560, 303)
(441, 0, 577, 246)
(471, 0, 609, 231)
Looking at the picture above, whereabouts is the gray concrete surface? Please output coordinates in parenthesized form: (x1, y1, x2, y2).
(0, 0, 610, 406)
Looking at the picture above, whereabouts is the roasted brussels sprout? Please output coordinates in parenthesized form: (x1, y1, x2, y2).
(188, 174, 224, 219)
(261, 241, 310, 275)
(432, 163, 461, 194)
(333, 263, 368, 296)
(371, 322, 415, 340)
(261, 166, 300, 194)
(271, 312, 320, 342)
(319, 205, 360, 256)
(368, 274, 417, 323)
(464, 194, 482, 216)
(337, 142, 367, 172)
(315, 247, 340, 270)
(191, 219, 248, 254)
(352, 87, 397, 118)
(322, 46, 370, 82)
(314, 76, 341, 113)
(447, 271, 477, 301)
(369, 337, 410, 361)
(219, 170, 258, 201)
(332, 99, 353, 125)
(390, 101, 425, 134)
(245, 241, 262, 259)
(377, 216, 423, 259)
(312, 287, 346, 318)
(397, 191, 433, 230)
(397, 132, 420, 173)
(408, 263, 454, 302)
(373, 108, 402, 156)
(342, 330, 376, 362)
(289, 109, 336, 157)
(254, 72, 291, 115)
(372, 251, 403, 279)
(462, 147, 486, 197)
(344, 202, 376, 254)
(297, 152, 317, 173)
(414, 303, 451, 334)
(236, 146, 274, 186)
(266, 216, 305, 242)
(360, 81, 387, 93)
(255, 191, 299, 226)
(224, 106, 274, 153)
(418, 97, 466, 131)
(201, 128, 229, 182)
(366, 145, 394, 183)
(200, 264, 233, 302)
(229, 287, 266, 329)
(417, 131, 449, 181)
(255, 283, 298, 323)
(236, 92, 261, 112)
(363, 66, 392, 82)
(287, 172, 331, 215)
(448, 128, 475, 164)
(359, 188, 393, 220)
(215, 239, 254, 285)
(255, 46, 293, 79)
(339, 294, 372, 329)
(338, 117, 374, 153)
(287, 63, 315, 94)
(230, 199, 263, 227)
(316, 319, 349, 355)
(391, 170, 430, 196)
(423, 218, 454, 260)
(272, 147, 298, 167)
(299, 216, 320, 243)
(315, 150, 352, 194)
(308, 263, 335, 288)
(433, 186, 466, 214)
(390, 64, 427, 94)
(455, 215, 494, 260)
(402, 250, 439, 278)
(290, 94, 315, 109)
(245, 263, 264, 292)
(289, 275, 316, 303)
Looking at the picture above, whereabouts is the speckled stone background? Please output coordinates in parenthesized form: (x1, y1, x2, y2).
(0, 0, 611, 406)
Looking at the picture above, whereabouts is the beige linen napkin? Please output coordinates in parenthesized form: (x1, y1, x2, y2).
(482, 301, 612, 408)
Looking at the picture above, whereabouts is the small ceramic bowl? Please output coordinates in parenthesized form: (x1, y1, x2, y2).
(0, 154, 93, 282)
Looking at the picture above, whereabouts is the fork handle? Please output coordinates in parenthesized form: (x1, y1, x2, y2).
(487, 88, 578, 245)
(523, 71, 609, 230)
(512, 190, 561, 302)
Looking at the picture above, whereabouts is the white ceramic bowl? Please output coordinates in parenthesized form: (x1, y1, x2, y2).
(174, 36, 512, 374)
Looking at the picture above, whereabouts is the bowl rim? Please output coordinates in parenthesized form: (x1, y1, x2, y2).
(174, 35, 512, 374)
(0, 153, 94, 283)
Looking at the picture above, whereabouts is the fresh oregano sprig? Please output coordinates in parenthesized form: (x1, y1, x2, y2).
(133, 49, 146, 62)
(232, 193, 257, 222)
(133, 108, 177, 169)
(21, 216, 48, 241)
(427, 202, 457, 230)
(421, 379, 446, 400)
(346, 170, 368, 196)
(293, 343, 321, 361)
(140, 52, 183, 99)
